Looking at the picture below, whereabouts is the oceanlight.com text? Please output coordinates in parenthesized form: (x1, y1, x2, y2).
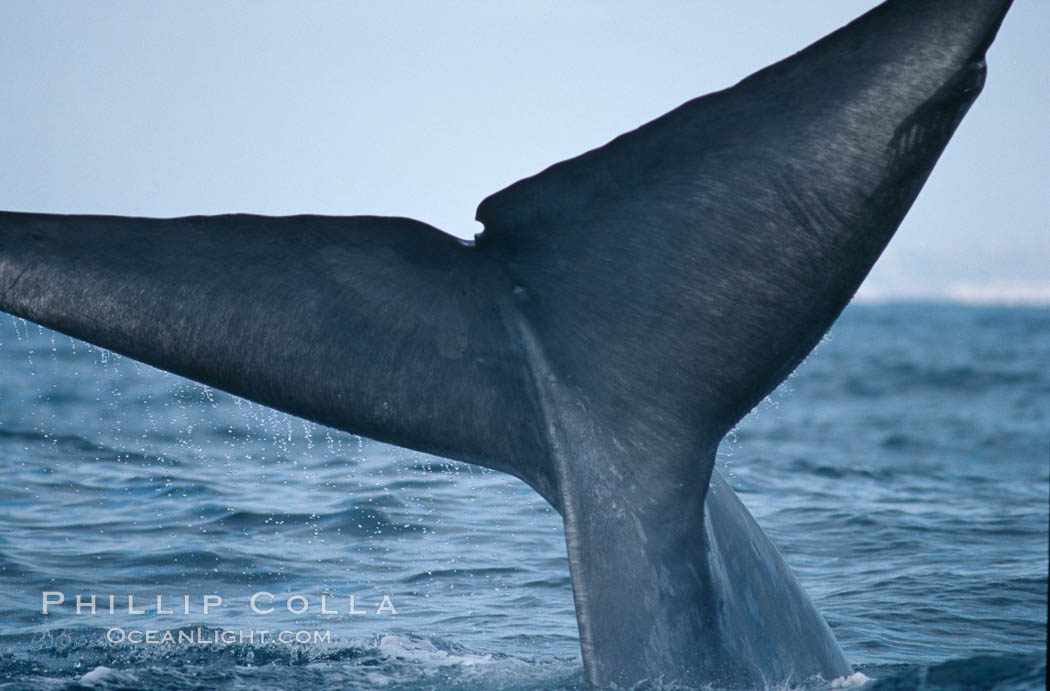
(106, 627, 332, 645)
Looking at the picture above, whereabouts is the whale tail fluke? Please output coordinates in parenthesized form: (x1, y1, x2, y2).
(0, 0, 1014, 687)
(480, 0, 1012, 685)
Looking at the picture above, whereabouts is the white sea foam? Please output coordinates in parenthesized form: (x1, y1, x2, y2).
(377, 634, 493, 667)
(78, 665, 140, 687)
(830, 671, 873, 688)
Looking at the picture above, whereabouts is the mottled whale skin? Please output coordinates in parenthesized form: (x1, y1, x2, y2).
(0, 0, 1014, 687)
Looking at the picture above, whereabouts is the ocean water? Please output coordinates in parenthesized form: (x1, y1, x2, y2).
(0, 303, 1045, 690)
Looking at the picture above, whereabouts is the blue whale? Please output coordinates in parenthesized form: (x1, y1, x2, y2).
(0, 0, 1014, 686)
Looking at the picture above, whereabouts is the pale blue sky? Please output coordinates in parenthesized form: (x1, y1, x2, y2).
(1, 1, 1046, 302)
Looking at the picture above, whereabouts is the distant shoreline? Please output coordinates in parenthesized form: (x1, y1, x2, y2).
(854, 283, 1050, 307)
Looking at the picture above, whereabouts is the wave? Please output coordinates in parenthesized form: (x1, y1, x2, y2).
(2, 628, 1042, 690)
(862, 653, 1047, 691)
(0, 628, 585, 691)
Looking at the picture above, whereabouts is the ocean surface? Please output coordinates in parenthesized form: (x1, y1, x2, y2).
(0, 303, 1046, 690)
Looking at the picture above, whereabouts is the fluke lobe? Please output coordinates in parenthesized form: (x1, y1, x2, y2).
(0, 0, 1015, 687)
